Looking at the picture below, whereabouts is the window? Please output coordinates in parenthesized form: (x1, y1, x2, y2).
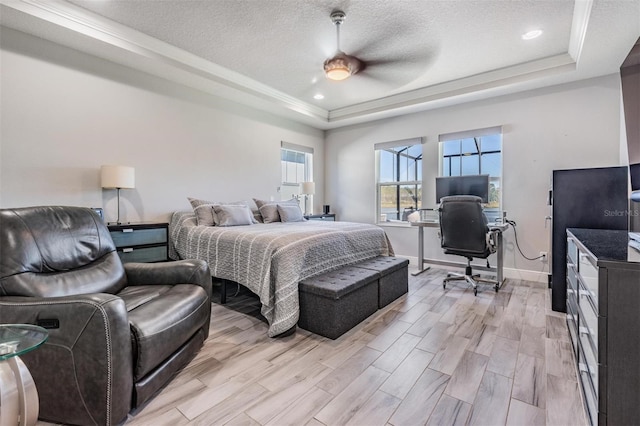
(439, 127, 502, 219)
(376, 138, 423, 223)
(280, 142, 313, 200)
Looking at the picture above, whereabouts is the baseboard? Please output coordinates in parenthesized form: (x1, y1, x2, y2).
(402, 255, 549, 284)
(502, 267, 549, 283)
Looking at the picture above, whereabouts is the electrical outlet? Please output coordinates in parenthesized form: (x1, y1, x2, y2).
(539, 251, 548, 261)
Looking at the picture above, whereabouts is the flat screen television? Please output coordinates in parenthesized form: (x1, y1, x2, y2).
(435, 174, 490, 203)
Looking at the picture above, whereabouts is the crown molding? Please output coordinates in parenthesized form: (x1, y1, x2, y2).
(1, 0, 593, 130)
(0, 0, 329, 123)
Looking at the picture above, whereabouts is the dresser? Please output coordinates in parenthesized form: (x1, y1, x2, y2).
(566, 228, 640, 425)
(107, 222, 169, 263)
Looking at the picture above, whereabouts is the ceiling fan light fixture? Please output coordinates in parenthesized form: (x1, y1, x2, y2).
(324, 56, 352, 80)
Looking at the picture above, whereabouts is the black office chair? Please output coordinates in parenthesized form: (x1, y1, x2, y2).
(438, 195, 499, 295)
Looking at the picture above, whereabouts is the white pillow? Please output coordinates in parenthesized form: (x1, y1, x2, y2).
(212, 204, 254, 227)
(277, 204, 305, 222)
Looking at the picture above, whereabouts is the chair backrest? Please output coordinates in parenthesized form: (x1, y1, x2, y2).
(439, 195, 492, 258)
(0, 206, 127, 297)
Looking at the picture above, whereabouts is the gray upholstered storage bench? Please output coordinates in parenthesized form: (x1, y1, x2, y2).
(298, 266, 379, 339)
(353, 256, 409, 308)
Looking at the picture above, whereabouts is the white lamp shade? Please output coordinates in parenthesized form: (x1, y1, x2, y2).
(101, 165, 135, 189)
(301, 181, 315, 195)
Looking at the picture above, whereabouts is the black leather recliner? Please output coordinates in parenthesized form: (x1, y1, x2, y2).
(0, 206, 212, 425)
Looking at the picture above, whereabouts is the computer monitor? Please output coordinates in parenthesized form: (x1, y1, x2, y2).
(435, 174, 490, 203)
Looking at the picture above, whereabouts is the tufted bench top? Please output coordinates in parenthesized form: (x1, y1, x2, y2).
(299, 266, 379, 299)
(353, 256, 409, 275)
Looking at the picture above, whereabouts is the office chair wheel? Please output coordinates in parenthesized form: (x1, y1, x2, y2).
(443, 281, 446, 289)
(474, 288, 478, 296)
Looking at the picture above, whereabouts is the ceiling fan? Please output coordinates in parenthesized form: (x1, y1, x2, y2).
(323, 10, 364, 81)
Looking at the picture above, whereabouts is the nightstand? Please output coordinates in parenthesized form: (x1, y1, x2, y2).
(107, 222, 169, 263)
(304, 213, 336, 221)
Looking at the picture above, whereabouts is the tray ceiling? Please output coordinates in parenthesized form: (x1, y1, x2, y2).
(1, 0, 639, 129)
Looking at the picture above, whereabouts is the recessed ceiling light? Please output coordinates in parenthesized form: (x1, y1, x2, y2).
(311, 77, 318, 84)
(522, 29, 543, 40)
(313, 94, 325, 100)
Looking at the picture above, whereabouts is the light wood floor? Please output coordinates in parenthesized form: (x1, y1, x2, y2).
(42, 266, 589, 426)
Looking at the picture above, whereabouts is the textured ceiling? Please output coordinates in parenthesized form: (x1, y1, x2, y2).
(2, 0, 639, 128)
(66, 0, 574, 110)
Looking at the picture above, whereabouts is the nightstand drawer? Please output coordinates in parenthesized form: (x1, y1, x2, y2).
(108, 222, 169, 263)
(110, 227, 167, 246)
(116, 246, 168, 263)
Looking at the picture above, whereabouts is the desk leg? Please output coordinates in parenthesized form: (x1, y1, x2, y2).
(496, 231, 504, 290)
(412, 225, 431, 276)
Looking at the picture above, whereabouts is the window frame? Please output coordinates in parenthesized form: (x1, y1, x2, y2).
(375, 138, 424, 225)
(438, 127, 503, 221)
(280, 142, 313, 201)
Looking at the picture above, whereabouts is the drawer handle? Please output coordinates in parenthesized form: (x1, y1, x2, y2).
(122, 229, 134, 233)
(123, 248, 134, 253)
(579, 326, 594, 337)
(580, 290, 596, 298)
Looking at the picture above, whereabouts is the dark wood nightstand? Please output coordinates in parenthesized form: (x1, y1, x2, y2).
(304, 213, 336, 221)
(107, 222, 169, 263)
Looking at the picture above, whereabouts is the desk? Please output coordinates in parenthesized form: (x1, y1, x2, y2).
(410, 221, 508, 287)
(0, 324, 48, 426)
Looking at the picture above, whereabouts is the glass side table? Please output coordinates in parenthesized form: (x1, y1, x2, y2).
(0, 324, 48, 426)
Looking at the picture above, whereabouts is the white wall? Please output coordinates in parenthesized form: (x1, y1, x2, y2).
(0, 28, 324, 223)
(325, 74, 623, 281)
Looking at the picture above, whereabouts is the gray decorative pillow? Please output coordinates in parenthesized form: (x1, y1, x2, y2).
(212, 204, 254, 227)
(277, 204, 305, 222)
(188, 198, 258, 226)
(254, 198, 298, 222)
(259, 204, 281, 224)
(253, 198, 298, 208)
(188, 197, 217, 226)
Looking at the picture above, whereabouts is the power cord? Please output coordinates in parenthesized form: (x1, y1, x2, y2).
(505, 219, 546, 261)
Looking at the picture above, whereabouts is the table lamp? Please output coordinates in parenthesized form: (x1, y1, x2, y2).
(101, 165, 135, 224)
(301, 181, 315, 215)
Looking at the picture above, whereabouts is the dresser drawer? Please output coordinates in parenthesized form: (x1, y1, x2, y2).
(578, 348, 598, 426)
(578, 284, 598, 351)
(116, 246, 167, 263)
(566, 301, 578, 356)
(578, 252, 598, 305)
(578, 307, 598, 391)
(110, 227, 167, 247)
(568, 237, 578, 265)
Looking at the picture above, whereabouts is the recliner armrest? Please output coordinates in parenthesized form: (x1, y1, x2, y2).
(124, 259, 212, 301)
(0, 293, 133, 425)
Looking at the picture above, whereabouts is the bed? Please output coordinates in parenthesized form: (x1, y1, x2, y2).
(169, 211, 393, 336)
